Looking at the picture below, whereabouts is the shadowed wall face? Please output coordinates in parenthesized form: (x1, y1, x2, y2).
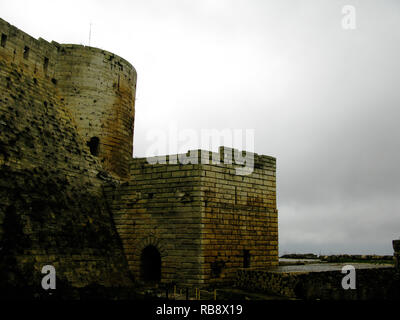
(0, 18, 133, 290)
(105, 157, 204, 286)
(107, 149, 278, 287)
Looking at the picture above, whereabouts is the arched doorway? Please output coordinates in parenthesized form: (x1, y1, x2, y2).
(140, 245, 161, 282)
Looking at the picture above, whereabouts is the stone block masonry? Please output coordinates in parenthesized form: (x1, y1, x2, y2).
(106, 147, 278, 287)
(0, 18, 137, 179)
(236, 264, 400, 300)
(0, 18, 134, 292)
(201, 147, 278, 285)
(105, 156, 204, 286)
(0, 16, 279, 293)
(55, 45, 136, 178)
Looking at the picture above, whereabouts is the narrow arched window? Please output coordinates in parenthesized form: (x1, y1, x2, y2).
(43, 57, 49, 73)
(23, 46, 30, 59)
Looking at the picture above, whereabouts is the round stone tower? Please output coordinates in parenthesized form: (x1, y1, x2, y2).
(55, 44, 136, 178)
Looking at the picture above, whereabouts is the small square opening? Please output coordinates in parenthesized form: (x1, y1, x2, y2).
(23, 46, 30, 59)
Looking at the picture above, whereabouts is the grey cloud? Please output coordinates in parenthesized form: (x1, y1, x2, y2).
(1, 0, 399, 255)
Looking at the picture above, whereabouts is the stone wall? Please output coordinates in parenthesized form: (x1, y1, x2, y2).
(0, 18, 133, 293)
(55, 44, 136, 178)
(105, 156, 204, 286)
(200, 147, 278, 285)
(236, 267, 400, 300)
(107, 147, 278, 287)
(0, 17, 280, 293)
(0, 18, 137, 179)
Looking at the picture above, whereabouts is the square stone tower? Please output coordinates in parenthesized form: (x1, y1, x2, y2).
(106, 147, 278, 286)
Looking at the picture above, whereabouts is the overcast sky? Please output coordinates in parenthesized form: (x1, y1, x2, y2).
(1, 0, 399, 255)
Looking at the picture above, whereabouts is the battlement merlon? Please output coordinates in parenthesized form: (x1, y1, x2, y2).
(131, 146, 276, 176)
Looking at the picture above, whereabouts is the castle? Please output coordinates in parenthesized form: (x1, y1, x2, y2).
(0, 18, 277, 290)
